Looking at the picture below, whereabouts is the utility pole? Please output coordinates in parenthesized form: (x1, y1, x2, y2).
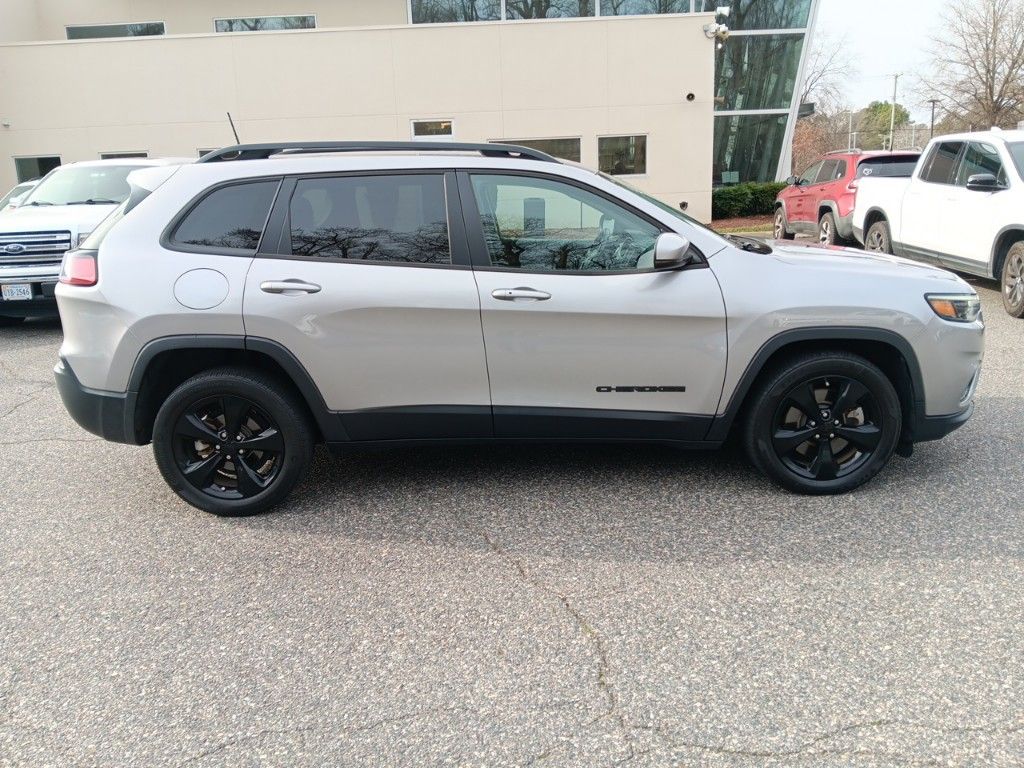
(928, 98, 941, 138)
(888, 73, 902, 151)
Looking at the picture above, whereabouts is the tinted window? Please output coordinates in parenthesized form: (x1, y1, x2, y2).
(498, 138, 581, 163)
(66, 22, 164, 39)
(290, 175, 450, 265)
(798, 161, 823, 185)
(173, 181, 279, 251)
(470, 174, 661, 272)
(856, 156, 920, 178)
(599, 136, 647, 175)
(814, 160, 839, 184)
(921, 142, 964, 185)
(956, 142, 1007, 186)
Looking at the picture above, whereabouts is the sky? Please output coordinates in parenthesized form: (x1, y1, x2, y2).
(814, 0, 948, 121)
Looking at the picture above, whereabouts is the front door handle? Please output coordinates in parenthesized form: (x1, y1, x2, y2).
(260, 279, 322, 295)
(492, 287, 551, 302)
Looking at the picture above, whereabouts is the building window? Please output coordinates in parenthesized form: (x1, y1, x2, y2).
(600, 0, 690, 15)
(412, 120, 454, 141)
(713, 113, 788, 183)
(14, 156, 61, 183)
(66, 22, 165, 40)
(505, 0, 595, 19)
(100, 152, 148, 160)
(214, 15, 316, 33)
(696, 0, 811, 30)
(496, 138, 582, 162)
(198, 149, 218, 158)
(598, 136, 647, 175)
(715, 34, 804, 111)
(411, 0, 501, 23)
(290, 175, 451, 265)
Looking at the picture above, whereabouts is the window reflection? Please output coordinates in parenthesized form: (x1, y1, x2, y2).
(411, 0, 501, 22)
(696, 0, 811, 29)
(715, 34, 804, 111)
(505, 0, 595, 19)
(290, 175, 451, 265)
(601, 0, 689, 14)
(713, 114, 789, 183)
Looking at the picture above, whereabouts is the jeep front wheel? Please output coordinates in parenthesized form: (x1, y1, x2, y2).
(152, 368, 314, 516)
(743, 352, 901, 495)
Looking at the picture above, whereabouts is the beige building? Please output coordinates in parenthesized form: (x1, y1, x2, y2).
(0, 1, 722, 220)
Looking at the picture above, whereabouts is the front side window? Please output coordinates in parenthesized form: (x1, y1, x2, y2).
(956, 142, 1007, 186)
(505, 0, 595, 18)
(599, 136, 647, 175)
(21, 164, 144, 206)
(411, 0, 501, 22)
(798, 161, 823, 185)
(470, 174, 661, 272)
(214, 16, 315, 32)
(289, 174, 451, 265)
(66, 22, 164, 39)
(921, 142, 964, 185)
(172, 181, 280, 252)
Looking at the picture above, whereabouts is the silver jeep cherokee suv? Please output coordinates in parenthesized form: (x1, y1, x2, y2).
(54, 142, 984, 516)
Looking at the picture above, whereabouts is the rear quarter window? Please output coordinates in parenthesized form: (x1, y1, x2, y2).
(170, 180, 280, 252)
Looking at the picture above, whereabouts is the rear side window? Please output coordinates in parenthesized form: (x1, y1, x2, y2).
(171, 180, 279, 252)
(814, 160, 840, 184)
(856, 156, 919, 178)
(921, 142, 964, 185)
(289, 174, 450, 264)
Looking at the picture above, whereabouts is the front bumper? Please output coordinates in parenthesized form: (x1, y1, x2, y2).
(911, 400, 975, 443)
(0, 263, 60, 318)
(54, 357, 137, 444)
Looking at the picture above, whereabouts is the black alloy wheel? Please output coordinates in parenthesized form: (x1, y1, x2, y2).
(172, 394, 284, 500)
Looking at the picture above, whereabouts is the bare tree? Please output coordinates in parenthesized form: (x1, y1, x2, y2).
(920, 0, 1024, 129)
(798, 34, 855, 113)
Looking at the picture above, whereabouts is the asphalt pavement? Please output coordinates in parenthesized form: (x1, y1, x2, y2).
(1, 282, 1022, 767)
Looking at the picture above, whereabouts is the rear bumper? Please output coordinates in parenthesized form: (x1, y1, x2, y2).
(0, 264, 60, 318)
(54, 357, 137, 444)
(910, 400, 975, 443)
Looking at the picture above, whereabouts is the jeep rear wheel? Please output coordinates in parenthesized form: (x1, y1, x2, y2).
(864, 220, 892, 254)
(743, 352, 901, 495)
(773, 208, 796, 240)
(152, 369, 314, 516)
(1001, 241, 1024, 318)
(818, 211, 838, 246)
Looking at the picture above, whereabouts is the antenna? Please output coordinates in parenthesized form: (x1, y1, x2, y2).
(226, 112, 240, 144)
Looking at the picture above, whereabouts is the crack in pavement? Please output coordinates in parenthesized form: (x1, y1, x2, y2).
(0, 358, 55, 389)
(481, 532, 637, 765)
(0, 387, 51, 421)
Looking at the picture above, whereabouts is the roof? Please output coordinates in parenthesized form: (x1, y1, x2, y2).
(62, 157, 195, 168)
(932, 128, 1024, 144)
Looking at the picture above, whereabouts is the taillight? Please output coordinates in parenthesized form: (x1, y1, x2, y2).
(847, 179, 860, 192)
(60, 251, 98, 287)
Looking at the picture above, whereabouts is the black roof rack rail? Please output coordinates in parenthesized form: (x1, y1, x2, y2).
(196, 141, 561, 164)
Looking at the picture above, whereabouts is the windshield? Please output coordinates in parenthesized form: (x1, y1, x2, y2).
(21, 165, 144, 207)
(1007, 143, 1024, 180)
(598, 172, 722, 238)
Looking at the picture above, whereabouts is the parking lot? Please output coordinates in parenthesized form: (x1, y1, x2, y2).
(0, 280, 1021, 766)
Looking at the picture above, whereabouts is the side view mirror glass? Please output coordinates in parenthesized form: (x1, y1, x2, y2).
(966, 173, 1004, 192)
(786, 175, 800, 186)
(653, 233, 692, 270)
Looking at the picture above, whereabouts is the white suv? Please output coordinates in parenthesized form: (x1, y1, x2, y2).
(54, 142, 985, 515)
(853, 129, 1024, 316)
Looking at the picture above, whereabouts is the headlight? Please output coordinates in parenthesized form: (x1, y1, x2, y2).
(77, 232, 93, 247)
(926, 293, 982, 323)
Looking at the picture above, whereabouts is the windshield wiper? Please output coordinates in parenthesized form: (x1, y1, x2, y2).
(66, 198, 120, 205)
(725, 234, 773, 254)
(25, 200, 55, 206)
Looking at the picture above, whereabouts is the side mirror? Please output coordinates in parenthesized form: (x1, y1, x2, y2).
(654, 233, 692, 270)
(786, 175, 801, 186)
(966, 173, 1004, 192)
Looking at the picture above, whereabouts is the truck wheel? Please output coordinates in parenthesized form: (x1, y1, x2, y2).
(773, 208, 796, 240)
(152, 368, 314, 516)
(818, 212, 838, 246)
(743, 352, 901, 495)
(864, 220, 892, 254)
(1002, 241, 1024, 318)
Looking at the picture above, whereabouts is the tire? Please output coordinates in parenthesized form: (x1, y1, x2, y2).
(773, 208, 796, 240)
(1000, 241, 1024, 318)
(742, 352, 902, 495)
(864, 219, 892, 254)
(818, 211, 838, 246)
(152, 368, 314, 516)
(0, 316, 25, 327)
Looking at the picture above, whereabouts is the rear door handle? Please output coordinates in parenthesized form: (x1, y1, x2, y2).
(260, 280, 321, 295)
(491, 287, 551, 302)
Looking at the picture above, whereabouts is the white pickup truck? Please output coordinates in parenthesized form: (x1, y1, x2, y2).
(852, 129, 1024, 317)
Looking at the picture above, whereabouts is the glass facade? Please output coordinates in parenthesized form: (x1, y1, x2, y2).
(713, 114, 789, 185)
(697, 0, 811, 29)
(714, 34, 804, 111)
(66, 22, 164, 39)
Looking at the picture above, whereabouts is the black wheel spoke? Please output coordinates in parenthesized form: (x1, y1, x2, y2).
(833, 380, 868, 416)
(773, 426, 817, 454)
(836, 424, 882, 451)
(221, 396, 250, 438)
(178, 413, 221, 443)
(182, 454, 224, 490)
(235, 459, 269, 496)
(809, 439, 839, 480)
(788, 384, 821, 421)
(240, 427, 283, 453)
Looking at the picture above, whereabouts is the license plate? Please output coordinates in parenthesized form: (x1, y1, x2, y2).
(1, 284, 32, 301)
